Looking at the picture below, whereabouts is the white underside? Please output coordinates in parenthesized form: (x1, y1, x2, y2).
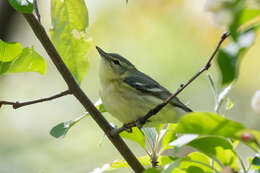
(99, 79, 186, 127)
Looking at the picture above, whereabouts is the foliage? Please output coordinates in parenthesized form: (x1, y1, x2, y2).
(50, 0, 92, 84)
(0, 40, 46, 75)
(8, 0, 33, 13)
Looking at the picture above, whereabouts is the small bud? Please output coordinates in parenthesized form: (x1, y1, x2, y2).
(241, 132, 254, 142)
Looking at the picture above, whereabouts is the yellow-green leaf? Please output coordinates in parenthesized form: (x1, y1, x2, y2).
(50, 0, 92, 84)
(0, 47, 46, 75)
(0, 40, 22, 62)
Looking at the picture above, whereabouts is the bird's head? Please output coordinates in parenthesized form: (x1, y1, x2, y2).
(96, 46, 135, 80)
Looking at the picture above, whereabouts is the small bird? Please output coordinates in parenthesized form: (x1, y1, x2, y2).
(96, 46, 192, 127)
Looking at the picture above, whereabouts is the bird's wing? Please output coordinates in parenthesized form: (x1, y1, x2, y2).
(123, 71, 192, 112)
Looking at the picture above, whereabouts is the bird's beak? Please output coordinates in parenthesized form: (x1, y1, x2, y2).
(96, 46, 111, 62)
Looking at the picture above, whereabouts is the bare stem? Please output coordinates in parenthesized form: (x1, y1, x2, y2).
(0, 90, 72, 109)
(114, 32, 230, 135)
(22, 13, 144, 173)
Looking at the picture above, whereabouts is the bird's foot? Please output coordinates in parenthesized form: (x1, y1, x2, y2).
(122, 123, 133, 133)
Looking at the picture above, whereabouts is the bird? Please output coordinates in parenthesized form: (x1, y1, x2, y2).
(96, 46, 192, 127)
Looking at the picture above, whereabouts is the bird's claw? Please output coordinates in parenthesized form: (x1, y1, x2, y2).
(123, 124, 133, 133)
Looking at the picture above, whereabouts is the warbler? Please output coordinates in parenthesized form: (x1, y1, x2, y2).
(96, 46, 192, 127)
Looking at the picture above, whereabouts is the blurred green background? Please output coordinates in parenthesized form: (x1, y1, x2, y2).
(0, 0, 259, 172)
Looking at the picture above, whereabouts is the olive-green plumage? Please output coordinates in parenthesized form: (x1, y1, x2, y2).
(97, 46, 192, 126)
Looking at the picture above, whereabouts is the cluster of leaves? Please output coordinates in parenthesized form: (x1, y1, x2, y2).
(0, 40, 46, 76)
(3, 0, 260, 173)
(206, 0, 260, 85)
(4, 0, 92, 84)
(90, 112, 260, 173)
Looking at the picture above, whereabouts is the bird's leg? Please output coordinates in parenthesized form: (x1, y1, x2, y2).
(122, 123, 133, 133)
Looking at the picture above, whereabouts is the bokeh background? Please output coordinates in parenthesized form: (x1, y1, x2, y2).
(0, 0, 259, 172)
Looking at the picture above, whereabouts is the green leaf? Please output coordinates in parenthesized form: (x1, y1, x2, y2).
(143, 168, 161, 173)
(217, 27, 257, 85)
(161, 124, 177, 151)
(176, 112, 245, 139)
(228, 0, 246, 41)
(120, 127, 145, 149)
(8, 0, 33, 13)
(240, 9, 260, 26)
(0, 40, 22, 62)
(252, 156, 260, 166)
(187, 136, 239, 170)
(107, 155, 151, 170)
(50, 0, 92, 84)
(217, 50, 237, 85)
(0, 47, 46, 75)
(179, 152, 217, 173)
(158, 156, 176, 167)
(167, 152, 218, 173)
(50, 99, 105, 138)
(49, 121, 72, 139)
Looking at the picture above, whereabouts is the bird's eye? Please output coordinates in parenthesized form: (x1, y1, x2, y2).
(112, 60, 120, 65)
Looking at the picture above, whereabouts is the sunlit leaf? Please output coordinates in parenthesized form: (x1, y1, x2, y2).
(240, 9, 260, 26)
(158, 156, 176, 167)
(178, 152, 217, 173)
(120, 127, 145, 149)
(106, 155, 151, 171)
(187, 136, 239, 170)
(161, 124, 177, 151)
(50, 99, 105, 138)
(143, 168, 161, 173)
(176, 112, 245, 139)
(0, 47, 46, 75)
(0, 40, 22, 62)
(166, 153, 217, 173)
(8, 0, 33, 13)
(50, 0, 92, 84)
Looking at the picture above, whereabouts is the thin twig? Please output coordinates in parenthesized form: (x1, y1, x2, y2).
(113, 32, 230, 135)
(33, 0, 41, 23)
(0, 90, 72, 109)
(22, 13, 144, 173)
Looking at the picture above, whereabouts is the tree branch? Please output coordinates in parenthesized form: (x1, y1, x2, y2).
(0, 90, 71, 109)
(33, 0, 41, 23)
(112, 32, 230, 135)
(22, 13, 144, 173)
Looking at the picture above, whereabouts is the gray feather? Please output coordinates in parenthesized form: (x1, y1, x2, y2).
(123, 70, 192, 112)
